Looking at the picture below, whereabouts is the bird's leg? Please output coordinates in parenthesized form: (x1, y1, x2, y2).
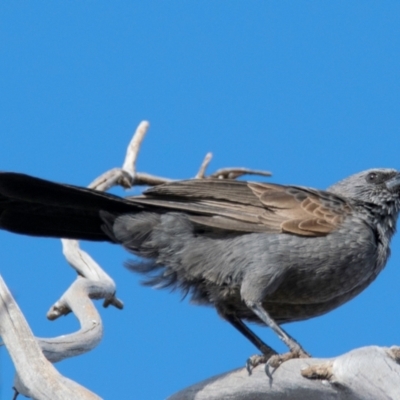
(246, 301, 310, 375)
(224, 313, 277, 355)
(223, 313, 277, 373)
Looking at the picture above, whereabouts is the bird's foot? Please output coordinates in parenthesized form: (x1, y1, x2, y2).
(246, 354, 269, 374)
(265, 348, 311, 378)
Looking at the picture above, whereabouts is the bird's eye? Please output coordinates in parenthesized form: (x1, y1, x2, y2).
(366, 172, 378, 183)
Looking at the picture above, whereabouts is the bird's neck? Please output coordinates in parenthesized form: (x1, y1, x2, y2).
(367, 204, 399, 276)
(372, 202, 399, 244)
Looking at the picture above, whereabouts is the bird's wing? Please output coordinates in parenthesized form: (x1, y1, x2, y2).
(131, 179, 353, 236)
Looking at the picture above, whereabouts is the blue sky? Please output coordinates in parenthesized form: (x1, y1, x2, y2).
(1, 2, 400, 399)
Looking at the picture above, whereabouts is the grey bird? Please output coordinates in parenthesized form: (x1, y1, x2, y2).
(0, 168, 399, 370)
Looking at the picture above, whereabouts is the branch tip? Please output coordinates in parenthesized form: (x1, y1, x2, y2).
(122, 120, 150, 177)
(196, 152, 213, 179)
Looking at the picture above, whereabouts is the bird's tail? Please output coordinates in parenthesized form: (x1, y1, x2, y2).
(0, 172, 139, 241)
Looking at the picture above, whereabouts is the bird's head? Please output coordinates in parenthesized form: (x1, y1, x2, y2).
(328, 168, 400, 212)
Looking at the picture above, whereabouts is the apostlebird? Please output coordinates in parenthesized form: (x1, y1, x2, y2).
(0, 168, 399, 369)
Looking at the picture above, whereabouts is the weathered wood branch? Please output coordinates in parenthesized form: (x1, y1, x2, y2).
(168, 346, 400, 400)
(0, 275, 101, 400)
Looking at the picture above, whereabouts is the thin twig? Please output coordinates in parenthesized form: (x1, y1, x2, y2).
(122, 120, 150, 181)
(133, 172, 173, 186)
(208, 167, 272, 180)
(195, 152, 213, 179)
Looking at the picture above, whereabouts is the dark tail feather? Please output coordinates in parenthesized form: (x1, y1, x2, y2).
(0, 172, 139, 241)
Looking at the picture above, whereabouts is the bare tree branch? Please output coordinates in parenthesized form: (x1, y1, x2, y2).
(208, 167, 272, 180)
(0, 275, 101, 400)
(168, 346, 400, 400)
(195, 152, 213, 179)
(122, 120, 150, 181)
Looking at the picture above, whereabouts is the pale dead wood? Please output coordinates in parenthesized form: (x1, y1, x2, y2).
(209, 167, 272, 180)
(168, 346, 400, 400)
(0, 275, 101, 400)
(122, 120, 149, 180)
(196, 152, 213, 178)
(134, 171, 173, 186)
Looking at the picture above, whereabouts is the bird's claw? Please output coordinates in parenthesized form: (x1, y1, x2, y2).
(246, 354, 269, 374)
(265, 348, 311, 378)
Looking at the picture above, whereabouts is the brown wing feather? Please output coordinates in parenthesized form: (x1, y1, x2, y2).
(132, 179, 352, 236)
(248, 182, 352, 236)
(143, 179, 262, 206)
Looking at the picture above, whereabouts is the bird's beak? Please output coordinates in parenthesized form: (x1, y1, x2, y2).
(386, 173, 400, 190)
